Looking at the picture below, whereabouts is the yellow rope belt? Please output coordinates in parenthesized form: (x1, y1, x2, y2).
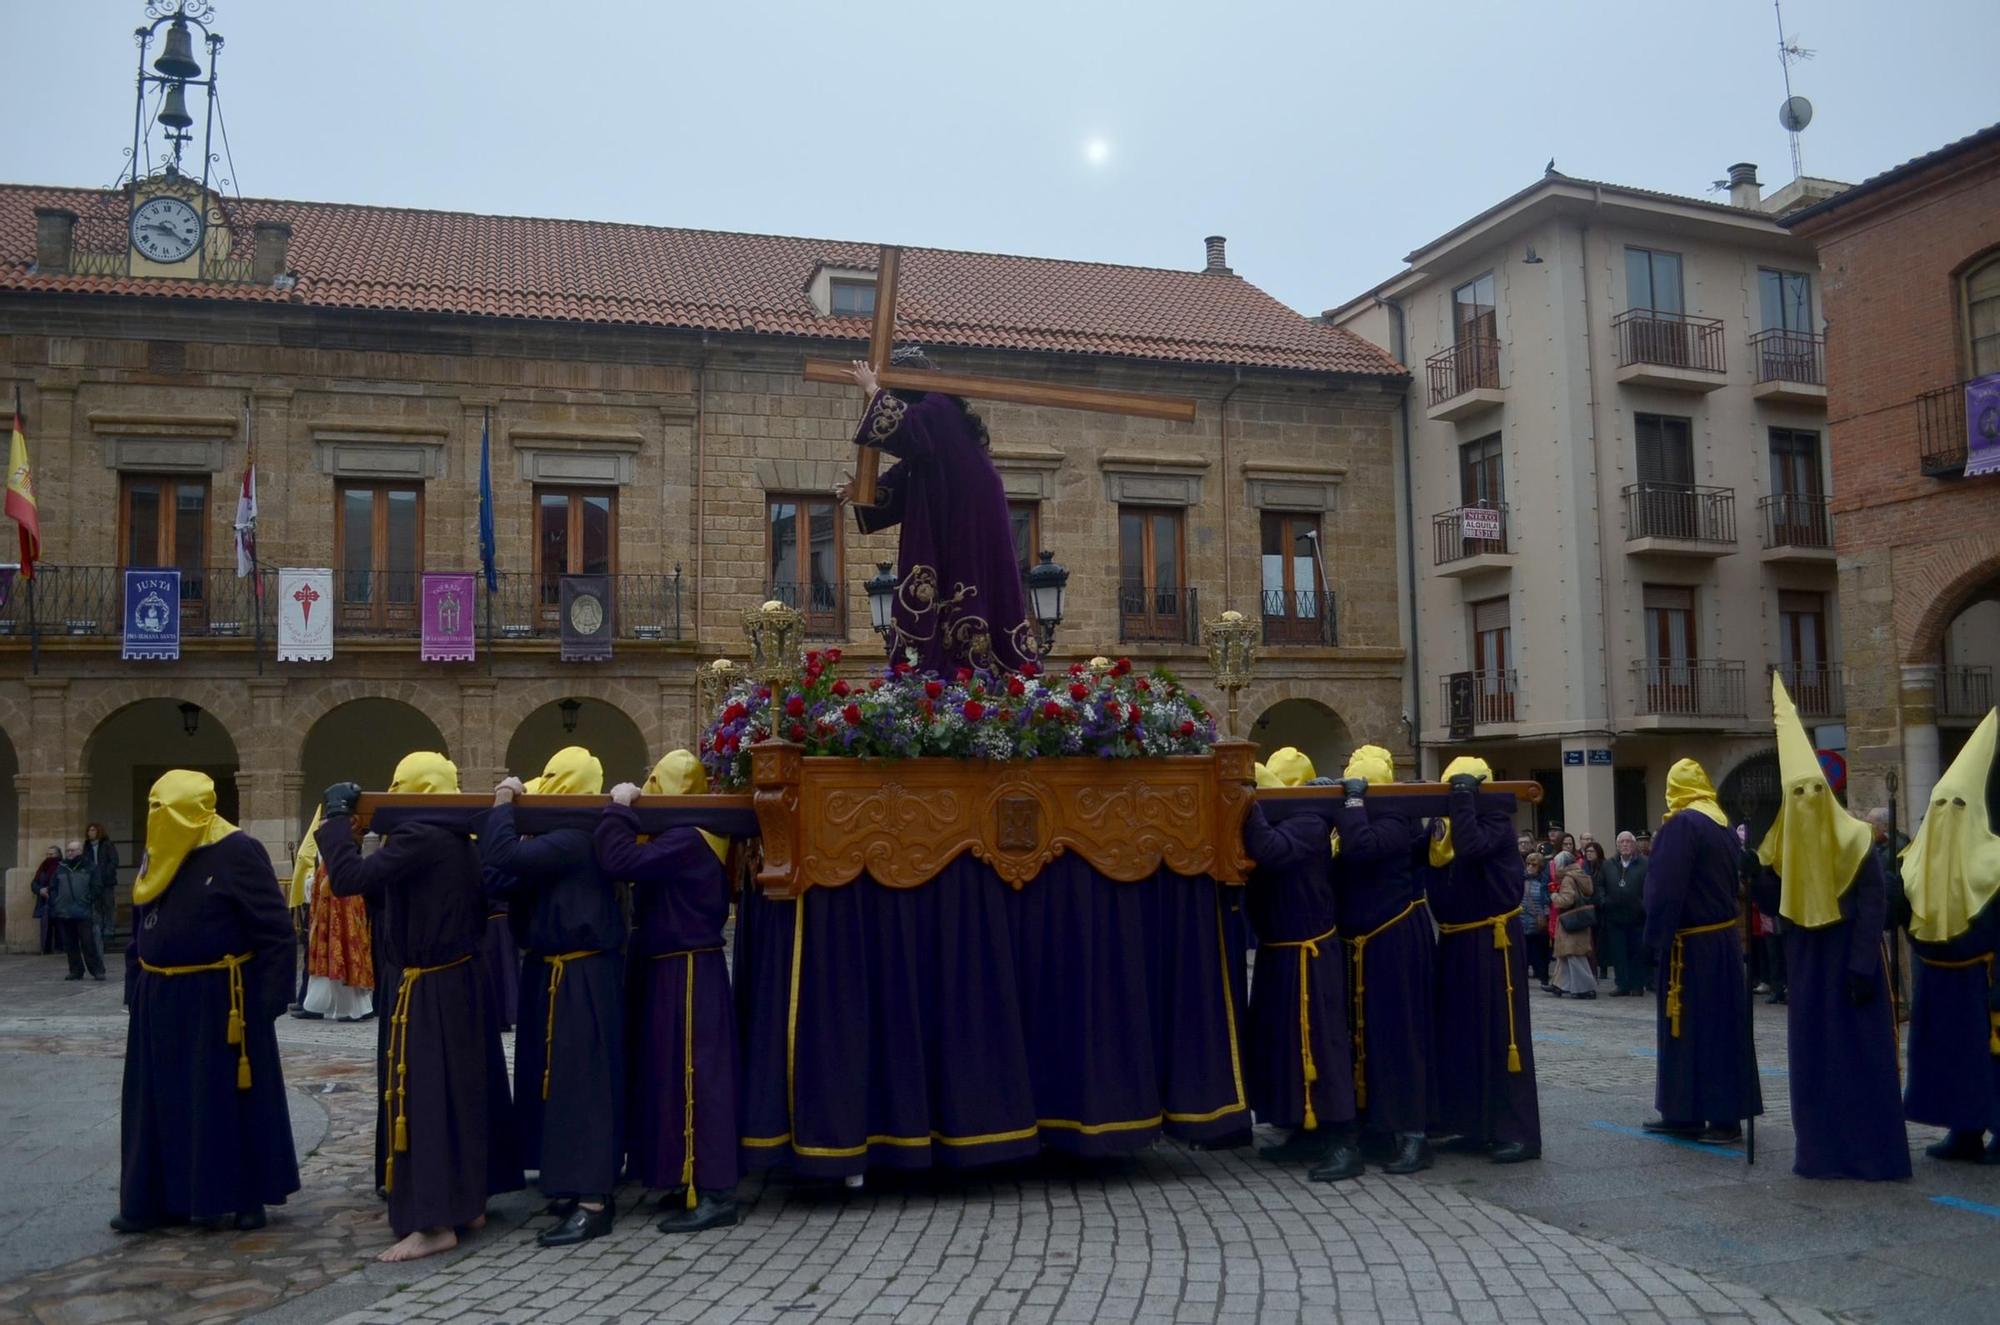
(1344, 897, 1429, 1108)
(1666, 917, 1740, 1040)
(381, 953, 473, 1195)
(540, 949, 603, 1101)
(653, 946, 724, 1208)
(1262, 925, 1338, 1130)
(140, 951, 254, 1091)
(1437, 907, 1524, 1074)
(1918, 951, 2000, 1054)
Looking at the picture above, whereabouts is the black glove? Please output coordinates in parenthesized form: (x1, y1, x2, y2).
(1341, 778, 1369, 801)
(1845, 973, 1877, 1008)
(321, 781, 363, 819)
(1448, 773, 1483, 796)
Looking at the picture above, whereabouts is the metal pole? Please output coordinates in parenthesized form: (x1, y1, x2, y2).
(252, 564, 263, 676)
(25, 573, 37, 677)
(1744, 889, 1757, 1166)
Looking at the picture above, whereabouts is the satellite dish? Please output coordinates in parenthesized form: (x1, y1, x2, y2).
(1779, 96, 1814, 133)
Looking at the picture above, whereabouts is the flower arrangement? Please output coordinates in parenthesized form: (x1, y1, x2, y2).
(699, 648, 1220, 789)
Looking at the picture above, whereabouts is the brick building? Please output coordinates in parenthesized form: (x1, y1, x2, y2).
(1784, 123, 2000, 820)
(0, 179, 1409, 946)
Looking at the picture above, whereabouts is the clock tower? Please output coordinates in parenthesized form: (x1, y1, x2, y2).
(121, 2, 238, 281)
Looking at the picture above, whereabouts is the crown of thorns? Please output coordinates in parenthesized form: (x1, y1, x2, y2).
(889, 345, 935, 370)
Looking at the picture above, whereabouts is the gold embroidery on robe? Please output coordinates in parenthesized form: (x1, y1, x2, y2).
(866, 394, 907, 443)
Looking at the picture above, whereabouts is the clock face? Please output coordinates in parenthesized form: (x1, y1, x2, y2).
(130, 196, 203, 263)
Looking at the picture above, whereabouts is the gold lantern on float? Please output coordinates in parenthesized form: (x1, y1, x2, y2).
(742, 600, 804, 688)
(1203, 609, 1258, 737)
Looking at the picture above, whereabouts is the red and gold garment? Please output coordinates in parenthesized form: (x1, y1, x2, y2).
(307, 860, 374, 991)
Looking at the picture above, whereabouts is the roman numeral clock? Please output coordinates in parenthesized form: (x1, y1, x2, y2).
(130, 193, 204, 265)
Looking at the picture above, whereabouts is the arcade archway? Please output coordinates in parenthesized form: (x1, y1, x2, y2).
(298, 699, 451, 829)
(1249, 698, 1352, 779)
(84, 698, 241, 886)
(506, 698, 649, 789)
(1718, 749, 1781, 843)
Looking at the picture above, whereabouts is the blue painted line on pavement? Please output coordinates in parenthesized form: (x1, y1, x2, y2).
(1589, 1120, 1742, 1156)
(1930, 1195, 2000, 1220)
(1629, 1047, 1658, 1058)
(1758, 1066, 1788, 1077)
(1532, 1032, 1586, 1046)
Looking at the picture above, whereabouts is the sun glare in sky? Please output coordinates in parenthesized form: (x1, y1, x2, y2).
(1083, 137, 1112, 167)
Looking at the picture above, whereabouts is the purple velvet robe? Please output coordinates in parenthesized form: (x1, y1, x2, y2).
(1330, 803, 1436, 1138)
(593, 808, 740, 1196)
(853, 390, 1037, 674)
(1241, 805, 1355, 1134)
(1431, 787, 1541, 1150)
(1641, 811, 1762, 1128)
(1905, 899, 2000, 1134)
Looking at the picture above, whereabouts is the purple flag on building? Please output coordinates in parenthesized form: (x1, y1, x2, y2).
(421, 573, 477, 662)
(1965, 373, 2000, 479)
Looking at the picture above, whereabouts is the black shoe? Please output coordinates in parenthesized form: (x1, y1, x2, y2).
(537, 1203, 612, 1247)
(1490, 1142, 1541, 1164)
(1439, 1134, 1492, 1154)
(1698, 1125, 1743, 1144)
(657, 1192, 739, 1234)
(1642, 1118, 1701, 1138)
(1381, 1133, 1433, 1175)
(234, 1206, 267, 1231)
(65, 974, 82, 981)
(1258, 1128, 1333, 1165)
(1573, 991, 1597, 1001)
(1307, 1145, 1365, 1182)
(109, 1213, 159, 1234)
(1926, 1129, 1988, 1162)
(544, 1197, 580, 1219)
(289, 1008, 324, 1021)
(91, 973, 105, 982)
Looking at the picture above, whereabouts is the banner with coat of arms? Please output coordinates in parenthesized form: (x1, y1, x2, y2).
(560, 573, 612, 662)
(278, 568, 334, 662)
(1966, 373, 2000, 479)
(122, 568, 181, 661)
(421, 572, 477, 662)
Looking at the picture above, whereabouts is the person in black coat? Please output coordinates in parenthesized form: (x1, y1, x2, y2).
(1600, 833, 1651, 996)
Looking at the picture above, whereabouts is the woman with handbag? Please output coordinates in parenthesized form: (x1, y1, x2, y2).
(1549, 851, 1599, 999)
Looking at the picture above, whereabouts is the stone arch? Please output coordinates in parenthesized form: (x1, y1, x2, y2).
(1900, 536, 2000, 664)
(1248, 696, 1353, 777)
(83, 697, 244, 877)
(276, 677, 464, 774)
(493, 676, 660, 760)
(71, 678, 250, 760)
(297, 698, 452, 827)
(506, 697, 652, 789)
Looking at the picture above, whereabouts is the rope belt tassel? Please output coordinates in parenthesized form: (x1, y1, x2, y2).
(541, 950, 603, 1102)
(381, 954, 473, 1195)
(141, 951, 255, 1090)
(1916, 951, 2000, 1055)
(1263, 926, 1337, 1130)
(652, 946, 724, 1210)
(1666, 917, 1739, 1040)
(1438, 907, 1523, 1073)
(1344, 897, 1428, 1109)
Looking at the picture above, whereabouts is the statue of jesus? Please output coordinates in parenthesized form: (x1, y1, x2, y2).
(837, 346, 1039, 675)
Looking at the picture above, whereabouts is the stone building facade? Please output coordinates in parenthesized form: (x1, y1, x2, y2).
(1784, 124, 2000, 820)
(0, 182, 1408, 947)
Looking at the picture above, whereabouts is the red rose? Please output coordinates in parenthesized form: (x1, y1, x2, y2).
(1021, 661, 1040, 677)
(751, 726, 769, 742)
(1180, 720, 1196, 736)
(1104, 701, 1122, 722)
(1006, 676, 1026, 697)
(869, 678, 883, 691)
(756, 685, 772, 700)
(722, 702, 746, 723)
(1069, 662, 1087, 677)
(1042, 701, 1063, 720)
(1137, 679, 1152, 694)
(962, 700, 985, 721)
(843, 703, 863, 726)
(785, 695, 806, 718)
(894, 661, 914, 676)
(1112, 658, 1132, 677)
(1069, 683, 1089, 701)
(956, 667, 975, 685)
(805, 650, 822, 666)
(925, 680, 943, 699)
(789, 722, 807, 741)
(825, 647, 843, 664)
(832, 678, 851, 697)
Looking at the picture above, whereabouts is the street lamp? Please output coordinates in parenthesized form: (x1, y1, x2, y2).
(558, 697, 581, 734)
(178, 701, 201, 736)
(1026, 550, 1069, 654)
(865, 562, 900, 643)
(1203, 610, 1258, 737)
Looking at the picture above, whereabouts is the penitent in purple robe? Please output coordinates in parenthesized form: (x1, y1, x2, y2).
(1781, 854, 1911, 1180)
(1431, 786, 1541, 1151)
(593, 807, 739, 1198)
(1241, 805, 1354, 1134)
(1330, 803, 1436, 1139)
(852, 390, 1038, 674)
(1905, 898, 2000, 1136)
(1641, 811, 1761, 1129)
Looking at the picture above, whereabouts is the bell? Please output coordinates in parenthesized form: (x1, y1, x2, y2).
(157, 83, 194, 131)
(153, 17, 203, 81)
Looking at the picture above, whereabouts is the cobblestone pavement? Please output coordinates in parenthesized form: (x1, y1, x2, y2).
(0, 953, 1995, 1324)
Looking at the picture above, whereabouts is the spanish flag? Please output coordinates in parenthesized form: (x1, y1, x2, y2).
(6, 390, 39, 578)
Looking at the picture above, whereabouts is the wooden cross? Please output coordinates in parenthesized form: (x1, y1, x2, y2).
(802, 245, 1202, 506)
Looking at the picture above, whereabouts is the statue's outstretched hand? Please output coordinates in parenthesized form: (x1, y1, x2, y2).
(847, 360, 879, 396)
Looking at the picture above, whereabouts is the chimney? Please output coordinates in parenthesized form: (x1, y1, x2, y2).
(33, 208, 77, 274)
(1203, 235, 1231, 275)
(1726, 162, 1762, 210)
(252, 221, 292, 284)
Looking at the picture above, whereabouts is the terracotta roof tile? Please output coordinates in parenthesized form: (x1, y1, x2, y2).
(0, 184, 1403, 380)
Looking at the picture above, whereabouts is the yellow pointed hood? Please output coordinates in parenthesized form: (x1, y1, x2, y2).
(1343, 744, 1396, 787)
(389, 751, 459, 794)
(1431, 755, 1494, 866)
(536, 746, 603, 796)
(288, 807, 323, 909)
(1664, 758, 1730, 828)
(134, 770, 238, 905)
(645, 749, 728, 864)
(1265, 747, 1315, 788)
(1758, 672, 1871, 929)
(1903, 709, 2000, 944)
(1253, 762, 1280, 789)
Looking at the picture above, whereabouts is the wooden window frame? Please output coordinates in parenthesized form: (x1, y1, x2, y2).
(1469, 594, 1514, 723)
(117, 473, 212, 628)
(1117, 505, 1187, 641)
(1259, 510, 1326, 645)
(766, 493, 844, 637)
(1642, 583, 1699, 712)
(1963, 251, 2000, 379)
(534, 486, 619, 626)
(1452, 272, 1497, 343)
(333, 481, 426, 631)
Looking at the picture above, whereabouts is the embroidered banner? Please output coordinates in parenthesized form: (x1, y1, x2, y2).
(278, 567, 334, 662)
(421, 572, 477, 662)
(122, 568, 181, 661)
(1966, 373, 2000, 479)
(559, 573, 612, 662)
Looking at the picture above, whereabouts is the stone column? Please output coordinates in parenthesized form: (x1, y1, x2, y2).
(457, 680, 502, 791)
(1898, 664, 1942, 830)
(1558, 736, 1618, 845)
(9, 679, 70, 952)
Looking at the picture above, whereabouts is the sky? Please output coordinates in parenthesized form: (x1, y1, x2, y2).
(4, 0, 1996, 316)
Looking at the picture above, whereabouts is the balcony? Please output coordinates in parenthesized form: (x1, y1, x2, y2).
(1261, 589, 1337, 647)
(1756, 494, 1835, 565)
(1622, 483, 1737, 556)
(1749, 330, 1827, 405)
(766, 580, 845, 640)
(1118, 585, 1200, 645)
(1440, 669, 1519, 730)
(1631, 659, 1747, 723)
(1769, 662, 1844, 719)
(1431, 503, 1513, 576)
(1612, 309, 1727, 391)
(1940, 665, 1994, 721)
(1916, 381, 1969, 477)
(1424, 337, 1504, 422)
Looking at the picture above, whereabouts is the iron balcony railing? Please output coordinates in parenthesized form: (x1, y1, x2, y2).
(1748, 329, 1825, 386)
(1756, 493, 1833, 550)
(1261, 588, 1337, 646)
(488, 572, 685, 641)
(1769, 662, 1844, 718)
(1632, 659, 1747, 719)
(1441, 669, 1519, 725)
(1623, 483, 1737, 544)
(1916, 381, 1969, 476)
(1118, 584, 1200, 645)
(1940, 665, 1993, 718)
(766, 580, 845, 639)
(1432, 502, 1510, 565)
(1425, 336, 1501, 407)
(1613, 308, 1727, 375)
(0, 564, 273, 639)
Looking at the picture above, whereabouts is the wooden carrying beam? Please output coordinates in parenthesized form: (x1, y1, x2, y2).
(806, 359, 1202, 424)
(1255, 781, 1545, 804)
(350, 792, 759, 837)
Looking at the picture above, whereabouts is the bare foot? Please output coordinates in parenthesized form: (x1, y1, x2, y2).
(466, 1214, 487, 1232)
(378, 1228, 457, 1263)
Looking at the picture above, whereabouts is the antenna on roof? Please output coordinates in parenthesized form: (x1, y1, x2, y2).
(1773, 0, 1815, 178)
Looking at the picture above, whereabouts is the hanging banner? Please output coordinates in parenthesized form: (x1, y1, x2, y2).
(421, 572, 477, 662)
(122, 568, 181, 661)
(560, 573, 612, 662)
(278, 567, 334, 662)
(1965, 373, 2000, 479)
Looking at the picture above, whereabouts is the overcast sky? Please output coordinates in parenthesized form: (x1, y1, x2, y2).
(7, 0, 1995, 315)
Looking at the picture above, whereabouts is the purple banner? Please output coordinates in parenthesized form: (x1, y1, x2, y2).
(1966, 373, 2000, 479)
(421, 572, 477, 662)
